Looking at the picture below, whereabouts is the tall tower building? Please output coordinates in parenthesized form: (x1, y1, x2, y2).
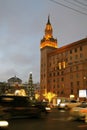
(40, 17, 87, 102)
(40, 16, 58, 96)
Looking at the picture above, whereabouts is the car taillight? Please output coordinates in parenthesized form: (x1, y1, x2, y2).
(80, 109, 87, 113)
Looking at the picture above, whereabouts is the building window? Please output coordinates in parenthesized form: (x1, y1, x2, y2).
(75, 55, 78, 59)
(71, 89, 73, 94)
(80, 46, 82, 51)
(76, 73, 79, 78)
(70, 50, 72, 54)
(77, 89, 79, 95)
(70, 56, 72, 60)
(53, 72, 55, 76)
(57, 72, 59, 75)
(57, 78, 59, 82)
(76, 66, 79, 70)
(61, 77, 64, 81)
(70, 67, 72, 72)
(75, 48, 77, 52)
(71, 82, 73, 88)
(66, 58, 68, 62)
(61, 91, 64, 94)
(59, 62, 62, 70)
(62, 61, 66, 69)
(80, 53, 83, 58)
(77, 81, 80, 86)
(49, 73, 52, 77)
(61, 71, 64, 75)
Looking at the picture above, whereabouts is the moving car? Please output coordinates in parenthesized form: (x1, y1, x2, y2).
(70, 102, 87, 122)
(58, 99, 81, 110)
(0, 120, 9, 129)
(0, 95, 46, 119)
(34, 101, 51, 114)
(0, 106, 9, 129)
(41, 101, 51, 113)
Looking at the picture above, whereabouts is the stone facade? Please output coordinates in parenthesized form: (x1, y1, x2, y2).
(40, 17, 87, 99)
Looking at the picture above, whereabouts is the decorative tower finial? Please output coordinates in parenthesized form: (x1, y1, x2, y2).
(47, 15, 50, 25)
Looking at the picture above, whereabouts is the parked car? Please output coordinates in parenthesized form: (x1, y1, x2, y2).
(70, 102, 87, 122)
(58, 99, 81, 110)
(0, 95, 46, 119)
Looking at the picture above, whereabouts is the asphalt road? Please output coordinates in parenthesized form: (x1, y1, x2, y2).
(7, 108, 87, 130)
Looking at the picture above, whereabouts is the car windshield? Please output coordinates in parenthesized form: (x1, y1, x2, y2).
(60, 99, 69, 103)
(77, 103, 87, 108)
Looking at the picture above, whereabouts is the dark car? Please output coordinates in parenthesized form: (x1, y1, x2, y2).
(0, 95, 43, 119)
(0, 106, 9, 129)
(34, 101, 51, 114)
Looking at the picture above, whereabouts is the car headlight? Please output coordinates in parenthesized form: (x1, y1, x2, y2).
(60, 103, 66, 107)
(0, 120, 9, 128)
(45, 107, 51, 111)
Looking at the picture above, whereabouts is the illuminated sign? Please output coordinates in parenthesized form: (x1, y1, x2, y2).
(79, 90, 87, 98)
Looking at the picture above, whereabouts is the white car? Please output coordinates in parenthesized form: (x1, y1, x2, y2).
(58, 100, 81, 110)
(70, 102, 87, 123)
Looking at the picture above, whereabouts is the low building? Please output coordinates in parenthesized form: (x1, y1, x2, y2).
(8, 76, 22, 85)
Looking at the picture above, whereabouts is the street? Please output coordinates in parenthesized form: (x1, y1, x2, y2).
(8, 108, 87, 130)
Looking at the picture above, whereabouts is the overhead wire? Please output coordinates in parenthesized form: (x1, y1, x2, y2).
(73, 0, 87, 7)
(50, 0, 87, 16)
(64, 0, 87, 11)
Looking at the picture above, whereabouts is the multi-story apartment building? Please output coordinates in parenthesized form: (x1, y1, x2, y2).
(40, 16, 87, 100)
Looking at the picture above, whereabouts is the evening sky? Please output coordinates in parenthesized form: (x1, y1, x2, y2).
(0, 0, 87, 83)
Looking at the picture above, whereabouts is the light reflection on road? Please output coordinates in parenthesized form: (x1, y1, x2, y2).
(78, 124, 87, 128)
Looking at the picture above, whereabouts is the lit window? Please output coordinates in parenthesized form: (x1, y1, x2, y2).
(59, 62, 61, 70)
(63, 61, 66, 68)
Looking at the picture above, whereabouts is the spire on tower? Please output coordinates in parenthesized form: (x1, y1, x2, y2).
(47, 15, 51, 25)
